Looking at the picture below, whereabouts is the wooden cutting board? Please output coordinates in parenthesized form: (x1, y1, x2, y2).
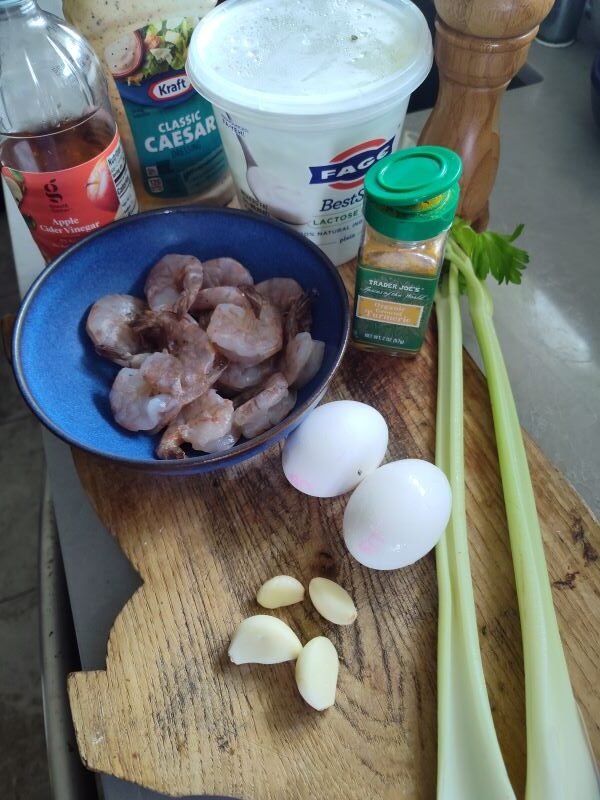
(67, 263, 600, 799)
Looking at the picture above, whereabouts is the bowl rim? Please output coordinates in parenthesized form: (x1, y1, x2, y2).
(12, 205, 350, 471)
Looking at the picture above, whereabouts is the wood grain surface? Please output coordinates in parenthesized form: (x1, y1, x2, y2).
(68, 263, 600, 799)
(419, 0, 554, 229)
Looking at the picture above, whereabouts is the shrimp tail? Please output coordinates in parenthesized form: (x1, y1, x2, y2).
(231, 383, 263, 409)
(94, 344, 135, 367)
(132, 309, 183, 351)
(243, 286, 264, 318)
(156, 422, 187, 460)
(285, 291, 313, 340)
(132, 310, 170, 351)
(174, 284, 201, 318)
(181, 356, 229, 405)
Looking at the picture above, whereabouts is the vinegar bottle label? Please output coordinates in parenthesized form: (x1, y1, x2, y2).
(1, 131, 138, 261)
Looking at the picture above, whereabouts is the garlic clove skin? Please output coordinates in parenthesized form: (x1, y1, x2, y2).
(228, 615, 302, 665)
(295, 636, 339, 711)
(308, 577, 357, 626)
(256, 575, 305, 609)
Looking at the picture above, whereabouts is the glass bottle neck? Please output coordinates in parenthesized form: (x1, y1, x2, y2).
(0, 0, 39, 18)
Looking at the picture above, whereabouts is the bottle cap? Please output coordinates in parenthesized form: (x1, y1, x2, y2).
(363, 146, 462, 240)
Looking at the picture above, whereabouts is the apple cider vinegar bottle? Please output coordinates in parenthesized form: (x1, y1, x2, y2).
(0, 0, 137, 262)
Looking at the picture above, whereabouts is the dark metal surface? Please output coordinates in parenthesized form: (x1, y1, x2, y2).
(39, 481, 99, 800)
(42, 433, 232, 800)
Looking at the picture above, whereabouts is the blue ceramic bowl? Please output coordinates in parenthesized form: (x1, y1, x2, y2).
(12, 207, 350, 475)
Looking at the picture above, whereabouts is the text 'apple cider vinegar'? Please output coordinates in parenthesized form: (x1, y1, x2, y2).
(0, 0, 138, 262)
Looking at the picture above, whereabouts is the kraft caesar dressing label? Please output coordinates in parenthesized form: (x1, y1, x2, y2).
(352, 263, 438, 353)
(105, 17, 227, 198)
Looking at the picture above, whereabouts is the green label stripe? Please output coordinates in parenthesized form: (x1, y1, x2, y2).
(352, 260, 440, 353)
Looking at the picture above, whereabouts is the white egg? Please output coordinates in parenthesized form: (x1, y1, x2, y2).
(343, 459, 452, 570)
(282, 400, 388, 498)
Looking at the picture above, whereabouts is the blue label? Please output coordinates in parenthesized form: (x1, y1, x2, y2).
(117, 69, 196, 109)
(308, 137, 394, 188)
(109, 18, 227, 198)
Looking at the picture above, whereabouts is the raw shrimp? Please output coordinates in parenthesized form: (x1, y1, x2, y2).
(202, 257, 254, 289)
(86, 294, 146, 366)
(233, 372, 296, 439)
(188, 285, 250, 314)
(109, 352, 184, 432)
(134, 311, 226, 398)
(157, 390, 237, 459)
(207, 288, 283, 367)
(278, 290, 324, 387)
(218, 357, 276, 393)
(144, 253, 203, 312)
(282, 332, 325, 389)
(255, 278, 304, 311)
(285, 291, 313, 337)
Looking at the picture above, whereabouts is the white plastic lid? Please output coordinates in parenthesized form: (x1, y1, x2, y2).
(187, 0, 432, 123)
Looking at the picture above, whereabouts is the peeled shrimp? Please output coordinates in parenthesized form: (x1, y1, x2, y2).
(189, 285, 250, 314)
(157, 389, 237, 459)
(255, 278, 303, 311)
(233, 372, 296, 438)
(109, 352, 184, 432)
(202, 257, 253, 289)
(144, 253, 203, 311)
(207, 289, 283, 367)
(134, 310, 226, 398)
(218, 357, 276, 393)
(86, 294, 146, 366)
(283, 332, 325, 389)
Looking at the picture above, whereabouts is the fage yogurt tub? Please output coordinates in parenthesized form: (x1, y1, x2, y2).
(186, 0, 432, 265)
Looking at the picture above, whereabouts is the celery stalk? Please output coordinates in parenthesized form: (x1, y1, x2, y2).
(434, 265, 515, 800)
(446, 236, 600, 799)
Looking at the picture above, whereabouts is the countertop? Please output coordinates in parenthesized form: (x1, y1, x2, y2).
(4, 17, 600, 799)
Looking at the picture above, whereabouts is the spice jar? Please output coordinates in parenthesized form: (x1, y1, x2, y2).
(352, 146, 462, 357)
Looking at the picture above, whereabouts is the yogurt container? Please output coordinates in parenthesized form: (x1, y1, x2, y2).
(186, 0, 432, 265)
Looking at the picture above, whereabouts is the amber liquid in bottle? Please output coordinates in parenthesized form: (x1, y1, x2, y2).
(0, 108, 114, 173)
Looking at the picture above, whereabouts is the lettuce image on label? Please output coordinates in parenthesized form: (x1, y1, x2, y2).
(107, 18, 194, 84)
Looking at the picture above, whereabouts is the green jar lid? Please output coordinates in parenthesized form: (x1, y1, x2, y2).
(363, 146, 462, 240)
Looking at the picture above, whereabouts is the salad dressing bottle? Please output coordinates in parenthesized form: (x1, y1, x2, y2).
(63, 0, 234, 210)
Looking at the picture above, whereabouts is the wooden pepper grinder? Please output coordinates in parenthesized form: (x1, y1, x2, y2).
(418, 0, 554, 229)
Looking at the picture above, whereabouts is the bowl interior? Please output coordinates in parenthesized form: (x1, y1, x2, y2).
(13, 208, 349, 471)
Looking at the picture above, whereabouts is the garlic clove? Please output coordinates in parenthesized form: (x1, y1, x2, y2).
(308, 577, 357, 626)
(228, 615, 302, 665)
(256, 575, 305, 609)
(295, 636, 339, 711)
